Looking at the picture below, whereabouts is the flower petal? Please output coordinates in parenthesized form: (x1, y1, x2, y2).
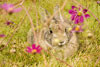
(37, 50, 40, 53)
(1, 3, 13, 10)
(13, 8, 22, 12)
(72, 25, 83, 33)
(85, 14, 90, 18)
(36, 45, 40, 49)
(69, 9, 77, 15)
(37, 45, 42, 50)
(74, 16, 80, 24)
(71, 14, 76, 20)
(78, 25, 83, 32)
(32, 44, 36, 49)
(37, 48, 42, 53)
(0, 34, 5, 38)
(83, 9, 88, 13)
(72, 5, 76, 9)
(80, 16, 84, 23)
(27, 47, 31, 50)
(26, 47, 32, 53)
(36, 45, 42, 53)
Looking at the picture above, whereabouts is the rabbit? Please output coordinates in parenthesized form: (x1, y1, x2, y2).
(27, 5, 79, 60)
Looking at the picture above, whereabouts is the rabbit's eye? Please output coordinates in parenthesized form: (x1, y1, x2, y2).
(49, 29, 53, 34)
(65, 28, 66, 32)
(65, 28, 68, 33)
(50, 30, 52, 33)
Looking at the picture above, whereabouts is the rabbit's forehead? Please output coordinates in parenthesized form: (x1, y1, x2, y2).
(50, 24, 65, 32)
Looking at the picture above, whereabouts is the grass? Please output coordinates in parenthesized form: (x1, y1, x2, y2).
(0, 0, 100, 67)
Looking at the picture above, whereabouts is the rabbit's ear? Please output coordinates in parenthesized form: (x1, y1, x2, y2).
(53, 5, 64, 22)
(40, 7, 50, 22)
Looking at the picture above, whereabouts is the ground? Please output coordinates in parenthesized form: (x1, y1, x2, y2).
(0, 0, 100, 67)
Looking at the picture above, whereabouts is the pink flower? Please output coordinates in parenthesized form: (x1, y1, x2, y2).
(0, 3, 22, 14)
(26, 44, 42, 54)
(71, 25, 83, 33)
(97, 1, 100, 4)
(69, 6, 90, 24)
(0, 34, 5, 38)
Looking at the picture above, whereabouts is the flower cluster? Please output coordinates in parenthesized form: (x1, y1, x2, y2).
(0, 3, 22, 37)
(26, 44, 42, 54)
(0, 34, 5, 38)
(69, 6, 90, 33)
(0, 3, 22, 14)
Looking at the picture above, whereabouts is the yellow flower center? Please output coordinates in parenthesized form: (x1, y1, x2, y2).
(32, 49, 37, 53)
(8, 8, 13, 12)
(75, 26, 80, 31)
(77, 11, 82, 16)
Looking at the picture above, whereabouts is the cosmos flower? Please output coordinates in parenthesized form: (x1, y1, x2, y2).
(26, 44, 42, 54)
(0, 3, 22, 14)
(5, 21, 14, 25)
(69, 6, 90, 24)
(0, 34, 5, 38)
(71, 25, 83, 33)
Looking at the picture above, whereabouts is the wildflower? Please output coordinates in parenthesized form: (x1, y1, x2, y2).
(5, 21, 14, 25)
(69, 6, 90, 24)
(71, 25, 83, 33)
(26, 44, 42, 54)
(0, 34, 5, 38)
(0, 3, 22, 14)
(97, 1, 100, 4)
